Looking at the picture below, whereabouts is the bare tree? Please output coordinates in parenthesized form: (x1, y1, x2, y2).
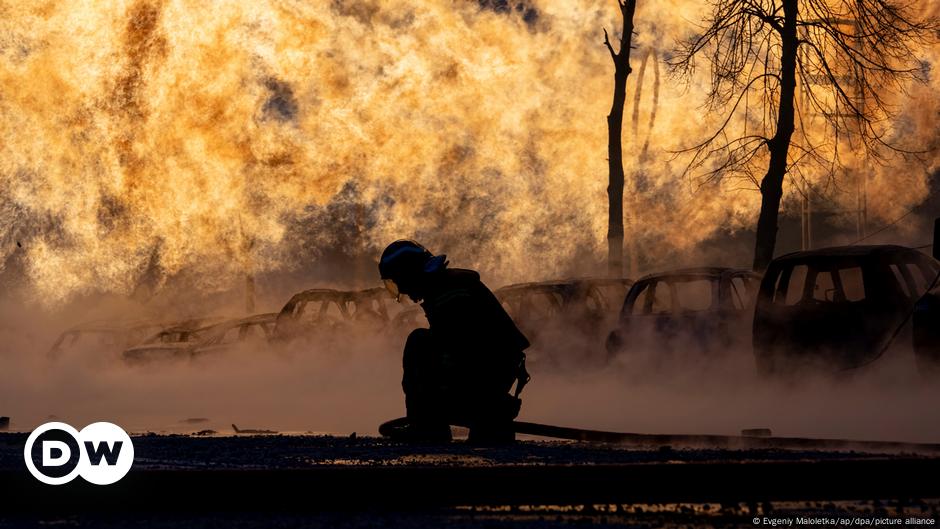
(605, 0, 637, 278)
(671, 0, 935, 271)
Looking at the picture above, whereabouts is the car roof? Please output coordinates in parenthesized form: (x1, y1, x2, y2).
(202, 313, 278, 331)
(63, 319, 166, 333)
(234, 313, 279, 325)
(496, 280, 577, 293)
(288, 287, 388, 303)
(568, 276, 634, 286)
(288, 288, 343, 301)
(496, 277, 636, 296)
(156, 317, 228, 334)
(772, 244, 929, 262)
(350, 287, 387, 299)
(634, 267, 755, 283)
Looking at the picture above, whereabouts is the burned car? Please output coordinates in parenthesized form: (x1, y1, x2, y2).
(495, 277, 634, 364)
(122, 313, 277, 364)
(605, 268, 760, 357)
(913, 223, 940, 375)
(576, 277, 637, 316)
(913, 285, 940, 374)
(496, 279, 632, 338)
(134, 317, 226, 345)
(48, 320, 171, 359)
(754, 245, 939, 374)
(272, 287, 395, 342)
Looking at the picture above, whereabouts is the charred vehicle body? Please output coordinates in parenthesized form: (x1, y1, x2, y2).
(754, 245, 939, 374)
(272, 287, 395, 342)
(606, 268, 760, 357)
(122, 313, 277, 363)
(910, 225, 940, 374)
(913, 283, 940, 374)
(494, 277, 633, 364)
(132, 317, 226, 345)
(496, 278, 633, 337)
(48, 320, 174, 359)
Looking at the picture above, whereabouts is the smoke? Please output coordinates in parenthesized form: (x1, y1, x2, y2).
(525, 339, 940, 444)
(3, 292, 940, 444)
(2, 1, 938, 304)
(0, 295, 406, 435)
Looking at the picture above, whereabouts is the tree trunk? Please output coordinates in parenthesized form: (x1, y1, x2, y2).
(606, 1, 637, 278)
(753, 0, 798, 272)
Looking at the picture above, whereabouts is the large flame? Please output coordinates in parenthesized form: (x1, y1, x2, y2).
(0, 0, 937, 303)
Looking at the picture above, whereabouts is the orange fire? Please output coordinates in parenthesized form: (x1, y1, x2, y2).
(0, 0, 937, 303)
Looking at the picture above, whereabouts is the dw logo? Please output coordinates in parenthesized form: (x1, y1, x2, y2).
(23, 422, 134, 485)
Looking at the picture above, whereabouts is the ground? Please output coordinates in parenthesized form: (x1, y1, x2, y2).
(2, 433, 939, 527)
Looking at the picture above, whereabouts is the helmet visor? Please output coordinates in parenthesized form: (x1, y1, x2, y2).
(383, 279, 401, 302)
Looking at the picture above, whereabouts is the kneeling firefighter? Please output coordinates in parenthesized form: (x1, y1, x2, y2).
(379, 240, 530, 443)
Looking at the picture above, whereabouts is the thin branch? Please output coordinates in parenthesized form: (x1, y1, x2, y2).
(603, 27, 617, 60)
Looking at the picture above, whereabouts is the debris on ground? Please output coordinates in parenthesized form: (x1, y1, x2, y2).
(741, 428, 772, 437)
(231, 424, 277, 434)
(191, 429, 216, 436)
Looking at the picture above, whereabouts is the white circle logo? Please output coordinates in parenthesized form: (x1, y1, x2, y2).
(23, 421, 134, 485)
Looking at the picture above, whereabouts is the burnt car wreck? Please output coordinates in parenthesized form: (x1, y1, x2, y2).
(272, 287, 398, 342)
(122, 313, 278, 364)
(47, 319, 171, 359)
(496, 278, 632, 339)
(911, 222, 940, 374)
(754, 245, 940, 375)
(605, 268, 760, 358)
(913, 284, 940, 374)
(494, 277, 633, 365)
(46, 230, 940, 381)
